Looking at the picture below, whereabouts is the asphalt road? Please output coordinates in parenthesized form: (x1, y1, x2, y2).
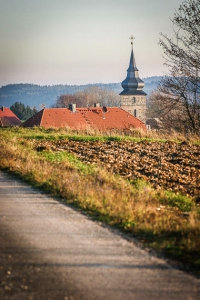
(0, 170, 199, 300)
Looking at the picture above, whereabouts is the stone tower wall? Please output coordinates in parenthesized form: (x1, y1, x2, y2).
(120, 95, 146, 123)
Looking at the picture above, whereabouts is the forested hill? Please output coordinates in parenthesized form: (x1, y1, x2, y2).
(0, 77, 161, 109)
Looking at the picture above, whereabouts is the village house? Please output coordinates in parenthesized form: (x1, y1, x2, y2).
(0, 106, 22, 127)
(22, 105, 146, 131)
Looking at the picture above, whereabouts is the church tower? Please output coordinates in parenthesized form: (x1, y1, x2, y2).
(120, 36, 147, 123)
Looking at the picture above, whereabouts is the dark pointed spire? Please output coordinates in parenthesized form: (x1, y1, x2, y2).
(121, 36, 145, 92)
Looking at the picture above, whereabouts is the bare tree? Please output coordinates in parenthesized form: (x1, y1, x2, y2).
(157, 0, 200, 133)
(147, 90, 190, 132)
(53, 94, 81, 108)
(53, 87, 120, 108)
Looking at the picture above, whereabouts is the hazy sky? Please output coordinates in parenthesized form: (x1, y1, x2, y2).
(0, 0, 183, 87)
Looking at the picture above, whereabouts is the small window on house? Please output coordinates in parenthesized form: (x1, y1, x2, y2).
(134, 109, 137, 117)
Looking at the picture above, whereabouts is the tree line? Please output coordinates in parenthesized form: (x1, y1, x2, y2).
(0, 83, 122, 109)
(10, 102, 38, 121)
(0, 79, 160, 109)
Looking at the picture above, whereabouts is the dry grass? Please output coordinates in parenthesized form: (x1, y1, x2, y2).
(0, 127, 200, 276)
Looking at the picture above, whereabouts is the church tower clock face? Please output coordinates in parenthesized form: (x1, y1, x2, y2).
(119, 36, 147, 123)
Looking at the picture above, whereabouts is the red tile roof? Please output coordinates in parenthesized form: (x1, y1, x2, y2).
(23, 107, 146, 131)
(0, 106, 22, 126)
(23, 108, 88, 130)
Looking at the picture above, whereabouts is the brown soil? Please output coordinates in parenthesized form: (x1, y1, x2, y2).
(35, 140, 200, 199)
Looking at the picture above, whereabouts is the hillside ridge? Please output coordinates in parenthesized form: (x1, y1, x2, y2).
(0, 76, 162, 109)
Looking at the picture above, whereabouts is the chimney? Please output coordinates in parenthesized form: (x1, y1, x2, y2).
(94, 103, 100, 108)
(69, 103, 76, 113)
(1, 106, 4, 111)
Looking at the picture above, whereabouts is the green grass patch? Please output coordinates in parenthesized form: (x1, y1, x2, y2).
(0, 127, 174, 143)
(39, 150, 95, 175)
(158, 191, 193, 212)
(8, 127, 200, 146)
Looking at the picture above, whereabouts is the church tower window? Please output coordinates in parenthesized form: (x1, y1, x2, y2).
(132, 97, 136, 104)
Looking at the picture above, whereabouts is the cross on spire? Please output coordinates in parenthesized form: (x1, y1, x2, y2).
(129, 35, 135, 50)
(129, 35, 135, 45)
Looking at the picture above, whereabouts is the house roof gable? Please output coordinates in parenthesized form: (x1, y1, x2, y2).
(0, 107, 22, 126)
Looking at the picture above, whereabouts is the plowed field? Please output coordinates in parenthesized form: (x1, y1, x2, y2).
(35, 140, 200, 199)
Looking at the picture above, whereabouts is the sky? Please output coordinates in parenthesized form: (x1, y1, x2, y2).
(0, 0, 184, 87)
